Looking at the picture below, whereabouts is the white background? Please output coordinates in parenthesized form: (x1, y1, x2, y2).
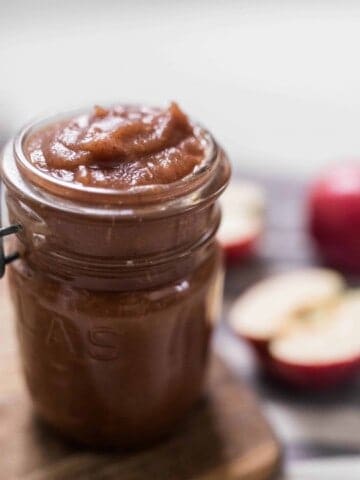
(2, 0, 360, 177)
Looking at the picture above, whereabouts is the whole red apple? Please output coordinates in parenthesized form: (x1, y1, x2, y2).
(309, 164, 360, 271)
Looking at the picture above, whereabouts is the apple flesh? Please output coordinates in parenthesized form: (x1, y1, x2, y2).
(309, 164, 360, 272)
(218, 180, 265, 264)
(229, 268, 344, 343)
(219, 214, 262, 263)
(270, 293, 360, 389)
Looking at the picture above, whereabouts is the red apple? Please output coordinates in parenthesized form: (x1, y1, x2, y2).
(218, 180, 265, 264)
(229, 268, 345, 368)
(270, 292, 360, 389)
(309, 164, 360, 272)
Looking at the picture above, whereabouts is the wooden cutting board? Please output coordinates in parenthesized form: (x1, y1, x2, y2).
(0, 278, 280, 480)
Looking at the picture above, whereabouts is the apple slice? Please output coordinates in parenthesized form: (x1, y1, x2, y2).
(218, 180, 265, 263)
(270, 292, 360, 389)
(229, 268, 345, 362)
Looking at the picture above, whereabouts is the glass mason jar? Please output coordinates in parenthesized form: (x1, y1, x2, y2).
(0, 110, 231, 448)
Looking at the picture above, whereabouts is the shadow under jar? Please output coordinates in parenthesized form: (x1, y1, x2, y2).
(0, 104, 230, 448)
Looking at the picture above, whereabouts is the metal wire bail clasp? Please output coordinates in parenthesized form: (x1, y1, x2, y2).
(0, 224, 21, 278)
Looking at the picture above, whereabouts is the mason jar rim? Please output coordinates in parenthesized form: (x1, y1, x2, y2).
(2, 107, 231, 218)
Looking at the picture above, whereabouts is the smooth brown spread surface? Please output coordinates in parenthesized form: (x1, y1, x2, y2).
(26, 103, 207, 189)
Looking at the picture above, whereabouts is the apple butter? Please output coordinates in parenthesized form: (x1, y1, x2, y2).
(26, 103, 207, 189)
(1, 103, 230, 447)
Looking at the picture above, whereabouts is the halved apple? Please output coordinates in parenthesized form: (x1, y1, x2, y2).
(229, 268, 345, 365)
(270, 292, 360, 389)
(218, 180, 265, 263)
(229, 268, 360, 389)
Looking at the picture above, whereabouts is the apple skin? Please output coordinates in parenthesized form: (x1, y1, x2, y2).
(239, 334, 270, 362)
(236, 334, 360, 390)
(223, 232, 260, 264)
(308, 164, 360, 272)
(268, 354, 360, 390)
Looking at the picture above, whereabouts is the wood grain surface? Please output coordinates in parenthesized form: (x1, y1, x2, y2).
(0, 277, 280, 480)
